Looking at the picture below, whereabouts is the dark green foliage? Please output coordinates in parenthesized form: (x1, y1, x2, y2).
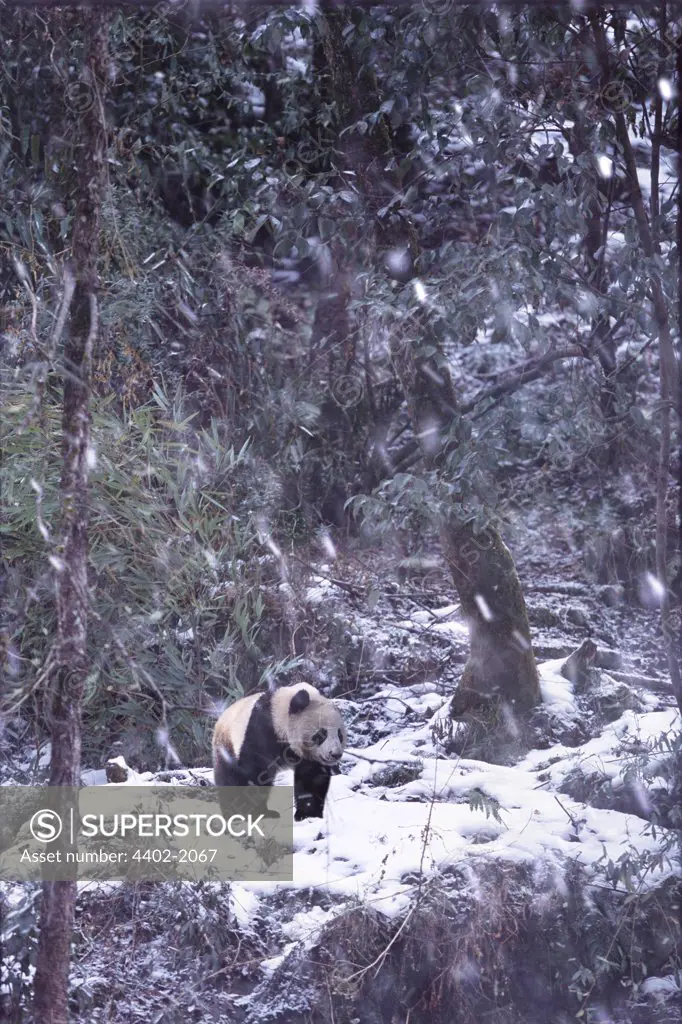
(0, 3, 677, 780)
(1, 380, 299, 768)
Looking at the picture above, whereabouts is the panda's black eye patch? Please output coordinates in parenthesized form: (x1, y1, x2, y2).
(338, 729, 343, 741)
(311, 729, 327, 745)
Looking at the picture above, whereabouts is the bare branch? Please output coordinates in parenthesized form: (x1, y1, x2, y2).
(461, 346, 587, 415)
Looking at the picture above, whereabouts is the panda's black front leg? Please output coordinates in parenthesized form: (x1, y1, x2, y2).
(294, 760, 333, 821)
(214, 753, 280, 822)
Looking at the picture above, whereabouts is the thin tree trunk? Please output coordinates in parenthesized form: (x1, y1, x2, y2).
(591, 11, 682, 715)
(590, 14, 679, 413)
(674, 12, 682, 892)
(298, 3, 393, 524)
(649, 1, 666, 248)
(566, 107, 617, 422)
(30, 10, 108, 1023)
(676, 23, 682, 652)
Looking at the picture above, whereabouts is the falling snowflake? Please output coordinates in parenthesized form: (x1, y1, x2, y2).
(156, 727, 182, 765)
(413, 280, 427, 303)
(630, 779, 652, 817)
(657, 77, 673, 101)
(319, 532, 337, 560)
(500, 701, 520, 738)
(416, 418, 441, 455)
(385, 249, 411, 276)
(638, 571, 665, 608)
(266, 536, 282, 559)
(597, 155, 613, 178)
(512, 629, 530, 650)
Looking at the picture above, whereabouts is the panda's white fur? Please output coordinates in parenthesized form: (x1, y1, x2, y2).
(213, 693, 261, 762)
(212, 681, 346, 821)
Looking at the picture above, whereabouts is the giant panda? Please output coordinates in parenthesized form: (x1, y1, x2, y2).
(212, 681, 346, 822)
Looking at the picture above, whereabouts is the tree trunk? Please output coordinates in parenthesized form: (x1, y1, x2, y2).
(389, 283, 541, 737)
(590, 11, 682, 714)
(440, 520, 541, 722)
(312, 0, 541, 745)
(295, 3, 391, 527)
(30, 10, 108, 1023)
(676, 18, 682, 706)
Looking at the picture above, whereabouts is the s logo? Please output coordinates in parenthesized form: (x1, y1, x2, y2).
(29, 809, 63, 843)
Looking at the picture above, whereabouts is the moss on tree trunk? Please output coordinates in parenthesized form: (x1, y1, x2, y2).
(440, 519, 540, 732)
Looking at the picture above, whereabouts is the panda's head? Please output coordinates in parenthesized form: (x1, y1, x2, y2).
(273, 684, 346, 766)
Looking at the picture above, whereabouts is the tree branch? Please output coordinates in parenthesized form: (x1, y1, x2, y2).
(389, 346, 590, 473)
(461, 346, 587, 415)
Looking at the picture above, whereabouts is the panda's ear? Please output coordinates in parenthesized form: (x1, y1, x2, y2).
(289, 689, 311, 715)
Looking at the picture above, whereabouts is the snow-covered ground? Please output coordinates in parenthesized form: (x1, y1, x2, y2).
(5, 645, 677, 943)
(2, 572, 680, 1022)
(224, 662, 678, 931)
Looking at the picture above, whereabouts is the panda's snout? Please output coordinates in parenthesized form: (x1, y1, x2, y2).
(329, 750, 342, 761)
